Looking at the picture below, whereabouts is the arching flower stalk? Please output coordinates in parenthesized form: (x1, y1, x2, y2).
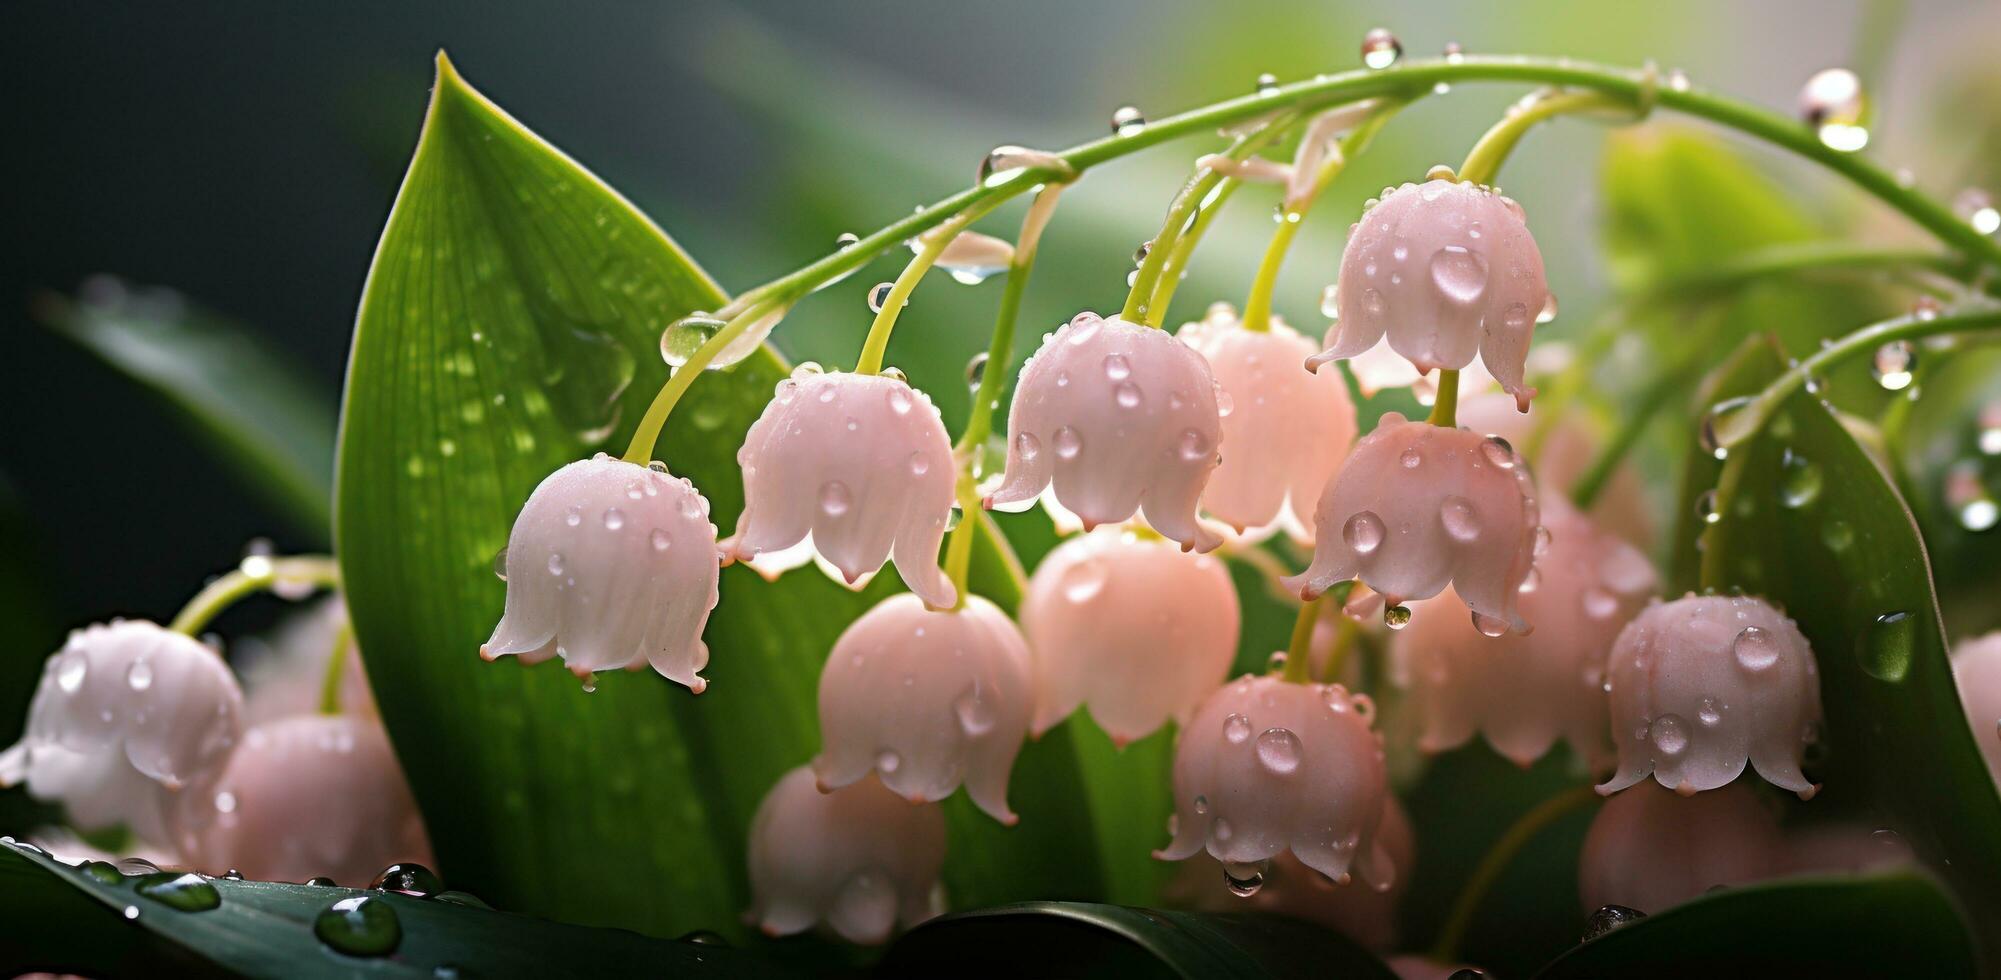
(1598, 594, 1823, 799)
(484, 453, 721, 693)
(747, 766, 946, 944)
(1020, 527, 1239, 745)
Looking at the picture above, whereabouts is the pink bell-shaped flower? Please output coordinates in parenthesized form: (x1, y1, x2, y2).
(1315, 178, 1549, 411)
(984, 312, 1224, 552)
(1392, 500, 1656, 767)
(1336, 340, 1495, 402)
(1598, 595, 1823, 799)
(726, 371, 957, 608)
(1169, 794, 1413, 950)
(175, 714, 432, 884)
(1456, 392, 1653, 548)
(747, 766, 946, 944)
(1579, 779, 1785, 914)
(814, 594, 1032, 824)
(1156, 674, 1395, 889)
(1180, 307, 1356, 542)
(1284, 413, 1541, 635)
(483, 453, 720, 693)
(0, 620, 244, 842)
(1020, 528, 1239, 745)
(1952, 631, 2001, 788)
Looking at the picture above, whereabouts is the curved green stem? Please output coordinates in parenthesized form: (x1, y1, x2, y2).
(1242, 107, 1400, 333)
(1431, 784, 1601, 962)
(1280, 596, 1321, 683)
(621, 298, 783, 464)
(856, 196, 1012, 376)
(1706, 306, 2001, 452)
(1426, 369, 1461, 427)
(319, 619, 354, 715)
(169, 556, 341, 637)
(1146, 178, 1241, 323)
(1458, 89, 1630, 186)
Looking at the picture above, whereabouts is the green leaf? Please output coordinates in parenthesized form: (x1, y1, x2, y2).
(1663, 336, 1782, 593)
(0, 840, 792, 977)
(1535, 871, 1978, 979)
(35, 282, 337, 536)
(1884, 344, 2001, 634)
(1699, 362, 2001, 931)
(876, 902, 1397, 980)
(336, 54, 1126, 938)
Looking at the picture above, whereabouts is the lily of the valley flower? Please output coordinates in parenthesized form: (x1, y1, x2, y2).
(1181, 307, 1356, 543)
(176, 714, 432, 885)
(1952, 631, 2001, 788)
(1392, 500, 1656, 767)
(1156, 675, 1395, 890)
(1285, 413, 1541, 636)
(984, 312, 1225, 552)
(727, 371, 958, 608)
(747, 766, 946, 944)
(483, 454, 720, 693)
(1020, 528, 1239, 745)
(0, 620, 244, 842)
(815, 595, 1032, 824)
(1579, 779, 1784, 914)
(1314, 178, 1549, 411)
(1598, 595, 1822, 799)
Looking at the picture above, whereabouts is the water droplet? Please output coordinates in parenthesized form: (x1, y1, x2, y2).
(1053, 426, 1084, 460)
(955, 687, 995, 736)
(1699, 396, 1755, 459)
(1343, 511, 1385, 554)
(1429, 246, 1489, 305)
(649, 528, 673, 552)
(1537, 292, 1560, 324)
(435, 891, 491, 910)
(876, 749, 902, 773)
(660, 314, 723, 367)
(820, 481, 853, 518)
(1224, 862, 1267, 897)
(1821, 519, 1854, 551)
(546, 553, 565, 577)
(126, 658, 154, 692)
(78, 860, 123, 885)
(867, 282, 900, 313)
(136, 872, 221, 912)
(1062, 560, 1107, 604)
(1650, 714, 1689, 755)
(1320, 283, 1341, 319)
(315, 895, 402, 958)
(1780, 451, 1823, 508)
(965, 352, 989, 389)
(1698, 698, 1723, 726)
(1696, 489, 1722, 525)
(1193, 794, 1209, 814)
(1384, 604, 1412, 630)
(369, 863, 443, 897)
(1471, 610, 1508, 637)
(1255, 728, 1302, 774)
(1213, 817, 1234, 841)
(1799, 68, 1868, 151)
(1954, 188, 2001, 236)
(1177, 429, 1211, 463)
(1111, 105, 1147, 136)
(1361, 287, 1386, 317)
(1857, 611, 1914, 682)
(1103, 353, 1131, 381)
(1254, 71, 1280, 96)
(1114, 381, 1143, 409)
(1582, 589, 1619, 620)
(1223, 713, 1252, 743)
(1014, 431, 1042, 462)
(1215, 387, 1234, 417)
(55, 653, 87, 693)
(1733, 625, 1781, 672)
(1583, 905, 1647, 941)
(602, 507, 626, 531)
(1870, 340, 1916, 391)
(1439, 496, 1481, 541)
(792, 361, 825, 379)
(1360, 27, 1402, 69)
(491, 548, 509, 580)
(835, 232, 860, 249)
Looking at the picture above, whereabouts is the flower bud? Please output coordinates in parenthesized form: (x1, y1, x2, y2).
(747, 766, 946, 944)
(1284, 413, 1541, 635)
(1579, 779, 1785, 914)
(0, 621, 244, 842)
(483, 454, 720, 693)
(1316, 178, 1548, 410)
(176, 714, 431, 885)
(1951, 631, 2001, 788)
(1168, 794, 1412, 950)
(1393, 501, 1656, 767)
(815, 595, 1032, 825)
(985, 313, 1224, 552)
(1156, 675, 1395, 890)
(1598, 595, 1822, 799)
(728, 371, 957, 608)
(1180, 310, 1356, 542)
(1021, 528, 1239, 745)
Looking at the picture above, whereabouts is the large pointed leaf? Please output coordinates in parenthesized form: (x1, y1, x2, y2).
(0, 841, 790, 977)
(336, 54, 1120, 938)
(876, 902, 1396, 980)
(1699, 361, 2001, 933)
(1535, 871, 1977, 979)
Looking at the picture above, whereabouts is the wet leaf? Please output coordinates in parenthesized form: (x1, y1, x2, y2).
(1884, 345, 2001, 635)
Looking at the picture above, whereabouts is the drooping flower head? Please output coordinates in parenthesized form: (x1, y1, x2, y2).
(484, 453, 720, 692)
(1180, 305, 1356, 542)
(1020, 527, 1239, 745)
(1598, 594, 1823, 799)
(727, 370, 957, 608)
(1393, 501, 1657, 767)
(1579, 779, 1784, 914)
(1169, 794, 1413, 951)
(984, 312, 1224, 552)
(1315, 177, 1549, 411)
(1285, 413, 1541, 635)
(747, 766, 946, 944)
(1157, 675, 1395, 890)
(0, 620, 244, 842)
(176, 714, 432, 885)
(815, 594, 1032, 825)
(1951, 631, 2001, 788)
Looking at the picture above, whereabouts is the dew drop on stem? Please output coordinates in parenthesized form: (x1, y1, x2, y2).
(1360, 28, 1402, 70)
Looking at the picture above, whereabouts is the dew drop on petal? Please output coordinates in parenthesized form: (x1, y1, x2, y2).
(492, 548, 509, 581)
(1255, 728, 1302, 775)
(1015, 431, 1042, 462)
(1114, 381, 1143, 409)
(876, 750, 902, 774)
(1223, 713, 1252, 743)
(1439, 496, 1481, 541)
(1471, 610, 1508, 637)
(820, 481, 853, 518)
(1178, 429, 1210, 462)
(1224, 862, 1266, 897)
(602, 508, 625, 531)
(1343, 511, 1385, 554)
(1429, 246, 1489, 305)
(650, 529, 673, 552)
(954, 687, 996, 736)
(126, 659, 153, 692)
(1103, 353, 1132, 381)
(1650, 714, 1689, 755)
(546, 553, 565, 577)
(1481, 436, 1516, 469)
(1384, 604, 1412, 630)
(1053, 426, 1084, 460)
(1733, 625, 1781, 672)
(1400, 447, 1422, 469)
